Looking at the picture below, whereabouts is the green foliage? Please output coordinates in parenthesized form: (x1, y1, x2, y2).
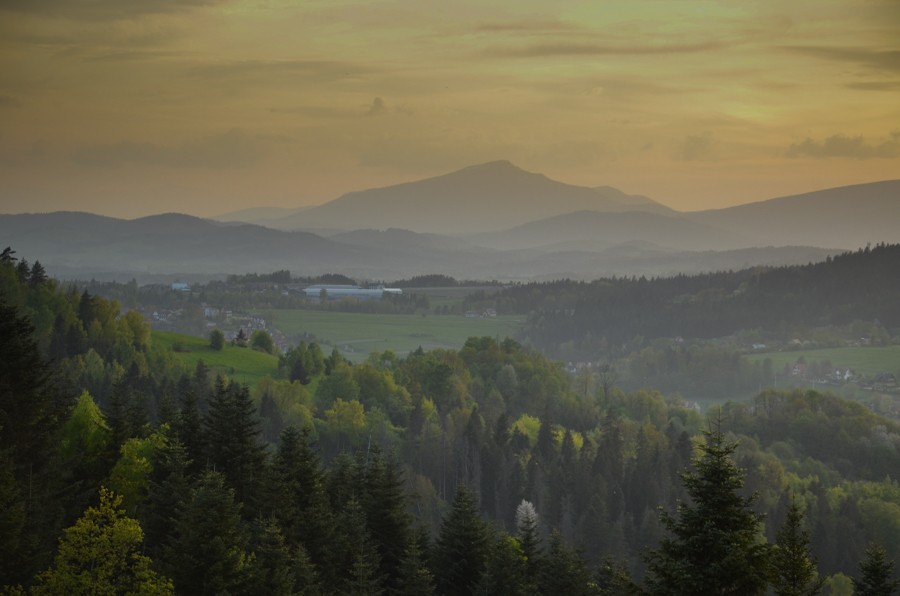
(32, 487, 173, 595)
(250, 329, 276, 355)
(107, 429, 168, 516)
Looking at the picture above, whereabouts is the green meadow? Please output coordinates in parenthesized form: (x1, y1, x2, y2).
(153, 330, 280, 385)
(265, 310, 526, 362)
(746, 345, 900, 377)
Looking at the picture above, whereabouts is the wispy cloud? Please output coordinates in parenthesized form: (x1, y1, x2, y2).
(190, 59, 374, 83)
(476, 20, 579, 34)
(487, 40, 727, 59)
(786, 132, 900, 159)
(844, 80, 900, 91)
(679, 133, 715, 161)
(0, 94, 22, 108)
(0, 0, 221, 20)
(72, 129, 283, 168)
(783, 46, 900, 72)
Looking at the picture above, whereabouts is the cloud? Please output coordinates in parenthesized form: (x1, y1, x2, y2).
(366, 97, 386, 117)
(487, 40, 726, 59)
(0, 0, 221, 20)
(0, 94, 22, 108)
(72, 129, 279, 168)
(679, 133, 714, 161)
(786, 133, 900, 159)
(190, 59, 373, 84)
(844, 81, 900, 91)
(783, 46, 900, 73)
(476, 20, 579, 34)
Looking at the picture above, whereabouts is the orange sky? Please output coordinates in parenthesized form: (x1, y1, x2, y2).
(1, 0, 898, 218)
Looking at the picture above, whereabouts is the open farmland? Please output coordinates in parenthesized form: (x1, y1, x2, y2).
(746, 345, 900, 378)
(153, 330, 280, 385)
(266, 310, 525, 362)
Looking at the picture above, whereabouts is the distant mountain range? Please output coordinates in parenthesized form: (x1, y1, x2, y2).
(214, 160, 675, 234)
(2, 162, 898, 281)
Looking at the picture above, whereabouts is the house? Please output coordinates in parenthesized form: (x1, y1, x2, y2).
(171, 282, 190, 292)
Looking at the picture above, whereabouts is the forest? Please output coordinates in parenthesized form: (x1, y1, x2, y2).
(463, 244, 900, 361)
(2, 246, 900, 594)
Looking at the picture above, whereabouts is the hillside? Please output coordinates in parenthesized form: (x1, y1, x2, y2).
(688, 179, 900, 249)
(467, 209, 747, 252)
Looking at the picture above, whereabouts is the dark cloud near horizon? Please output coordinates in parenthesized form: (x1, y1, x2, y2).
(679, 133, 714, 161)
(844, 80, 900, 91)
(476, 20, 578, 33)
(366, 97, 386, 116)
(190, 59, 374, 84)
(72, 129, 276, 169)
(783, 46, 900, 72)
(0, 0, 221, 20)
(786, 133, 900, 159)
(0, 94, 22, 108)
(487, 40, 726, 59)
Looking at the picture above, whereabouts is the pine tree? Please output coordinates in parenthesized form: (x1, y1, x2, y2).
(771, 496, 824, 596)
(362, 446, 412, 590)
(537, 530, 594, 596)
(392, 530, 436, 596)
(644, 425, 771, 595)
(333, 498, 386, 596)
(164, 470, 253, 595)
(854, 543, 900, 596)
(204, 378, 267, 513)
(268, 426, 335, 584)
(516, 498, 541, 584)
(433, 485, 490, 596)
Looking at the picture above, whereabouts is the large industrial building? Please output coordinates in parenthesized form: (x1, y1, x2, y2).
(302, 284, 402, 301)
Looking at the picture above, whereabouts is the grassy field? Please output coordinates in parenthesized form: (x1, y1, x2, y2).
(746, 345, 900, 377)
(152, 331, 280, 385)
(266, 310, 526, 362)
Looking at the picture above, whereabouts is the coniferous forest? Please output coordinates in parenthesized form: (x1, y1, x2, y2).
(2, 248, 900, 595)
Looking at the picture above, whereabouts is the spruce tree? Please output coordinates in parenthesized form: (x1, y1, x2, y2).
(362, 446, 412, 590)
(204, 378, 267, 513)
(268, 426, 335, 584)
(644, 425, 771, 596)
(770, 496, 824, 596)
(392, 530, 436, 596)
(854, 543, 900, 596)
(433, 485, 490, 596)
(164, 471, 252, 595)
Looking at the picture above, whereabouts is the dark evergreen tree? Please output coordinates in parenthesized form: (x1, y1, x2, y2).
(644, 425, 771, 596)
(164, 470, 252, 595)
(0, 300, 65, 583)
(362, 446, 412, 590)
(392, 530, 436, 596)
(142, 439, 192, 561)
(333, 497, 386, 596)
(433, 485, 490, 596)
(268, 426, 335, 585)
(537, 531, 594, 596)
(854, 543, 900, 596)
(204, 378, 267, 513)
(770, 496, 824, 596)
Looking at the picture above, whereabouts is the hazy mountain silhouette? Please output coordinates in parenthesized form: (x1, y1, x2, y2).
(249, 160, 673, 234)
(467, 210, 746, 252)
(687, 180, 900, 249)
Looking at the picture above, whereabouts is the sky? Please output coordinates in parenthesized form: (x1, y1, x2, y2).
(0, 0, 898, 218)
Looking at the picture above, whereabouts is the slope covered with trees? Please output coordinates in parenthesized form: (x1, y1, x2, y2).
(2, 247, 899, 593)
